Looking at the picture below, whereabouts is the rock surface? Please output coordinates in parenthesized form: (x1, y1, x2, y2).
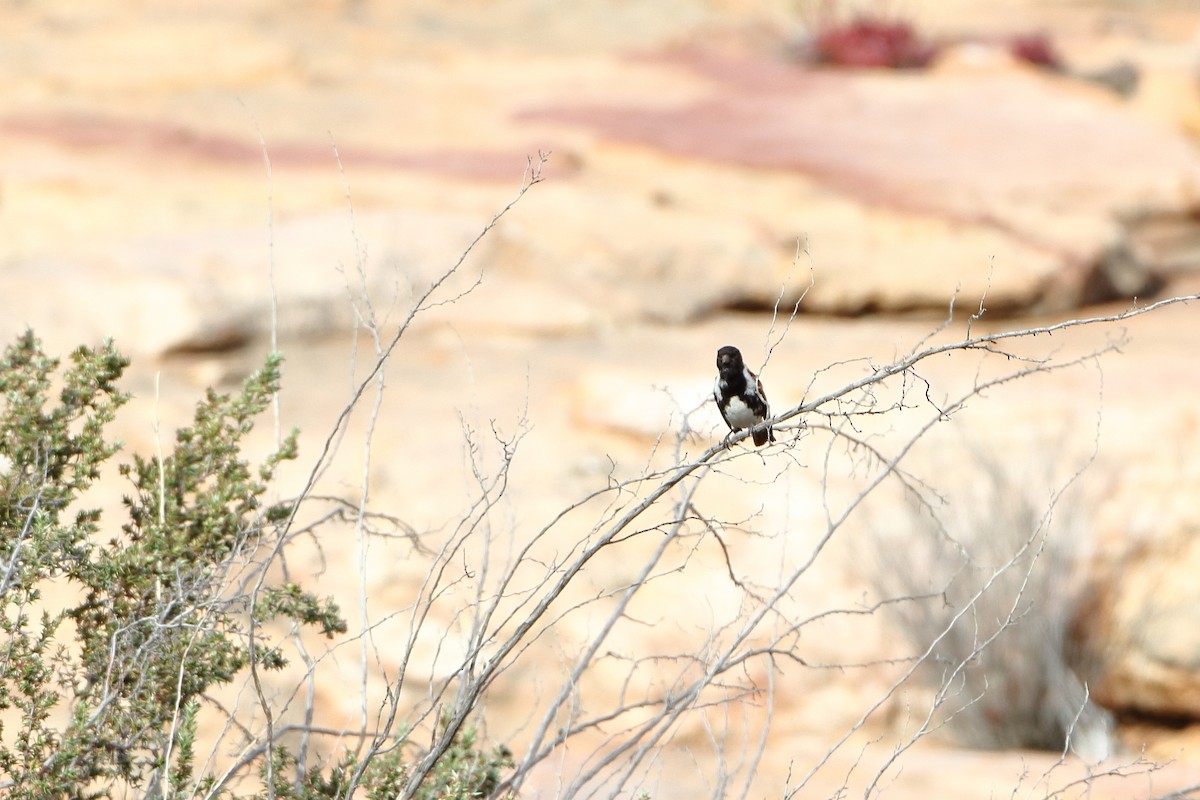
(525, 45, 1200, 313)
(4, 1, 1200, 797)
(4, 3, 1200, 356)
(1084, 527, 1200, 720)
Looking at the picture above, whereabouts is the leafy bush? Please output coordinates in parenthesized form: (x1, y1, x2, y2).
(0, 330, 507, 798)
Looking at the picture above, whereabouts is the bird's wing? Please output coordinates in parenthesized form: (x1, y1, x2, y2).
(714, 376, 734, 428)
(744, 367, 770, 417)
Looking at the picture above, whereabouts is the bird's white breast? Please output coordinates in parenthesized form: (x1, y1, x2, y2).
(722, 395, 759, 428)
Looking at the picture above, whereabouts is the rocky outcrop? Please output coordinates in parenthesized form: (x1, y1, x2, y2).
(4, 12, 1200, 357)
(522, 46, 1200, 316)
(1082, 530, 1200, 721)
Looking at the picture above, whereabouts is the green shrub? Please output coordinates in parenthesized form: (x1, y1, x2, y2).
(0, 331, 507, 798)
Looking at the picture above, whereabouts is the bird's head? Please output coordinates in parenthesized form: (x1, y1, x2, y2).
(716, 345, 743, 371)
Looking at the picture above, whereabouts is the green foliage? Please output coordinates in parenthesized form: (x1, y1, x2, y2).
(409, 722, 513, 800)
(0, 331, 131, 798)
(0, 332, 510, 799)
(0, 335, 308, 794)
(258, 583, 348, 639)
(258, 723, 513, 800)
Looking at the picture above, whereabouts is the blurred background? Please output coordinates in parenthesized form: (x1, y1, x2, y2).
(3, 1, 1200, 796)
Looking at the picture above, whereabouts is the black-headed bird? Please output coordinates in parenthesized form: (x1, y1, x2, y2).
(714, 345, 775, 447)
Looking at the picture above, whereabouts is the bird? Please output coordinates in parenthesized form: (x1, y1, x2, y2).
(713, 345, 775, 447)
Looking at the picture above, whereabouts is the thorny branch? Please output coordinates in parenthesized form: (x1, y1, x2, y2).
(179, 151, 1199, 800)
